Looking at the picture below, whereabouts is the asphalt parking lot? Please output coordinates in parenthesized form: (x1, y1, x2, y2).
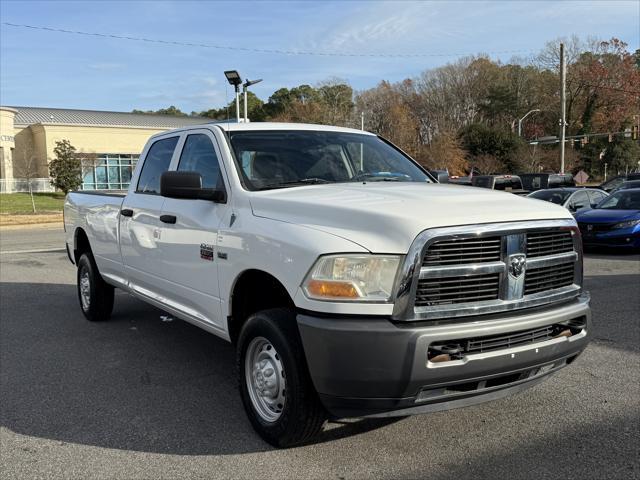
(1, 226, 639, 480)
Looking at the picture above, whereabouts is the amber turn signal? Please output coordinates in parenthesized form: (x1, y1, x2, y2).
(306, 280, 360, 298)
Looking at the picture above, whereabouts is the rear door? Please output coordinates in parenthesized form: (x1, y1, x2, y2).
(567, 190, 590, 212)
(588, 189, 608, 207)
(157, 129, 229, 331)
(120, 134, 179, 296)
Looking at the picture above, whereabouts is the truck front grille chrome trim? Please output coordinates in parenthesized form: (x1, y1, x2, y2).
(392, 219, 583, 321)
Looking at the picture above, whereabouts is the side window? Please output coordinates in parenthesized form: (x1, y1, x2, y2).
(136, 136, 179, 194)
(177, 134, 222, 189)
(569, 191, 589, 209)
(588, 190, 606, 206)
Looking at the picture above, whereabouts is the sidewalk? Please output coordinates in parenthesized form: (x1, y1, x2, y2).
(0, 213, 63, 229)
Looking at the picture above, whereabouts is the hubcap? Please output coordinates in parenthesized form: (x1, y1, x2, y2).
(245, 336, 286, 422)
(79, 267, 91, 311)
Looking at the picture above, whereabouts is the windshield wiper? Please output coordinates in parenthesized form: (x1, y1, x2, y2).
(350, 172, 410, 182)
(256, 178, 331, 190)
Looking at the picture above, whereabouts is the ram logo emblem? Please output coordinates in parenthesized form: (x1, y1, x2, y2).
(508, 254, 526, 278)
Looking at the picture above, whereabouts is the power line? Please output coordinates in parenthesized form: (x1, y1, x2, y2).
(1, 22, 535, 59)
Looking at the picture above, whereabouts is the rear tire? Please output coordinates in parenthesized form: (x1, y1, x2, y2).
(237, 308, 327, 447)
(77, 253, 114, 322)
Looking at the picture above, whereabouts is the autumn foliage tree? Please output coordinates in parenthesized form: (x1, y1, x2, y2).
(132, 36, 639, 179)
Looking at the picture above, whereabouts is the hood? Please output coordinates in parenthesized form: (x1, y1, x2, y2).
(249, 183, 573, 252)
(575, 208, 640, 223)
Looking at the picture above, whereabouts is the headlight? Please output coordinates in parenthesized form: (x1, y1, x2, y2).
(612, 219, 640, 229)
(302, 255, 402, 302)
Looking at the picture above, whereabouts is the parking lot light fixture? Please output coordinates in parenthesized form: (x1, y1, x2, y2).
(224, 70, 243, 122)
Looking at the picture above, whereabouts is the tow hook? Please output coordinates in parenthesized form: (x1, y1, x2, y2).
(429, 343, 463, 363)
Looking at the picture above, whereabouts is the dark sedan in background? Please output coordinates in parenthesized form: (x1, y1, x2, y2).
(574, 188, 640, 250)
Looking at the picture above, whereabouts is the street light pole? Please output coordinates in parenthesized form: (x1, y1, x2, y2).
(559, 42, 567, 174)
(518, 109, 541, 137)
(242, 78, 263, 122)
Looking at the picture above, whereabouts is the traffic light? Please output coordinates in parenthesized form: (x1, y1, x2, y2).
(633, 125, 639, 140)
(608, 133, 613, 142)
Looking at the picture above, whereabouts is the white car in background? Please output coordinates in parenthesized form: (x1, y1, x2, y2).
(528, 187, 608, 213)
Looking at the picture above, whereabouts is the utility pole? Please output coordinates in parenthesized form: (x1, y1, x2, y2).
(559, 42, 567, 174)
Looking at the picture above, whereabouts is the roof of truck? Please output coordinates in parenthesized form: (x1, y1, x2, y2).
(209, 122, 376, 135)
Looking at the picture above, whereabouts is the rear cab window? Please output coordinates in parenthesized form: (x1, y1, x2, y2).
(136, 136, 179, 194)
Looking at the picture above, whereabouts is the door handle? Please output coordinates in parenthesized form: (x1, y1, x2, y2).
(120, 208, 133, 217)
(160, 214, 177, 224)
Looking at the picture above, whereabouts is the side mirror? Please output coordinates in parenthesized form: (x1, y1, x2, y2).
(160, 171, 226, 203)
(571, 203, 585, 211)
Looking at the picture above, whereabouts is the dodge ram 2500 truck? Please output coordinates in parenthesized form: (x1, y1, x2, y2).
(64, 123, 591, 447)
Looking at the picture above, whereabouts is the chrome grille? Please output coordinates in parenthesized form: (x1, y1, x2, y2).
(527, 230, 573, 257)
(415, 273, 500, 306)
(422, 237, 501, 266)
(525, 262, 575, 295)
(393, 220, 583, 321)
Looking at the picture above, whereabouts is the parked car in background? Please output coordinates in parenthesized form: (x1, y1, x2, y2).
(575, 188, 640, 249)
(527, 187, 608, 213)
(598, 173, 640, 193)
(520, 173, 575, 192)
(429, 169, 449, 183)
(448, 175, 472, 186)
(472, 175, 528, 194)
(611, 179, 640, 193)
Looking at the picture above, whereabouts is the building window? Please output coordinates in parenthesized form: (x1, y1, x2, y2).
(81, 154, 139, 190)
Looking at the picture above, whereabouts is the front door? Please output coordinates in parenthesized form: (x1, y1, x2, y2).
(157, 130, 229, 331)
(120, 135, 179, 298)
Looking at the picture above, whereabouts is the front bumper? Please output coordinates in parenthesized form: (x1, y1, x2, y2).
(297, 294, 591, 418)
(582, 230, 640, 248)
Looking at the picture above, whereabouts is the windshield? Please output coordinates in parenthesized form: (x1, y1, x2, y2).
(595, 190, 640, 210)
(228, 130, 432, 190)
(528, 190, 573, 204)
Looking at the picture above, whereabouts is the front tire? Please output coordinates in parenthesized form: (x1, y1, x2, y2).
(77, 253, 114, 322)
(237, 308, 327, 447)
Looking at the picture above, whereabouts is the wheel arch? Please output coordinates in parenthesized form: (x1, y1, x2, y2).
(228, 269, 295, 344)
(73, 227, 92, 263)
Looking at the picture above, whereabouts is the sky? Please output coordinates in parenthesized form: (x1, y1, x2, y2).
(1, 0, 638, 113)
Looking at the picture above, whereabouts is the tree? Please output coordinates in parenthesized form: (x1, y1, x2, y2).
(14, 137, 40, 213)
(602, 137, 640, 174)
(459, 123, 525, 172)
(420, 132, 468, 175)
(49, 140, 82, 194)
(132, 105, 187, 116)
(200, 91, 266, 121)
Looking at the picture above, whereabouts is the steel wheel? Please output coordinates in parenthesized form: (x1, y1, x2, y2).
(245, 336, 286, 423)
(79, 265, 91, 311)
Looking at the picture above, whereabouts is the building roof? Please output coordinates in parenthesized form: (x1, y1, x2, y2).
(6, 106, 211, 129)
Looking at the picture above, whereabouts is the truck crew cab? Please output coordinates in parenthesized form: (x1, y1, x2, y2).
(64, 122, 591, 447)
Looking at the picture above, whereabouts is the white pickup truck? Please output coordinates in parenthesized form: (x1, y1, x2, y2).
(64, 122, 591, 447)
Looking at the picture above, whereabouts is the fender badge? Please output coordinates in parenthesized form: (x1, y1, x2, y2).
(200, 244, 214, 261)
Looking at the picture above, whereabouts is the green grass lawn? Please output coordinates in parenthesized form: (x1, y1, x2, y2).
(0, 192, 66, 214)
